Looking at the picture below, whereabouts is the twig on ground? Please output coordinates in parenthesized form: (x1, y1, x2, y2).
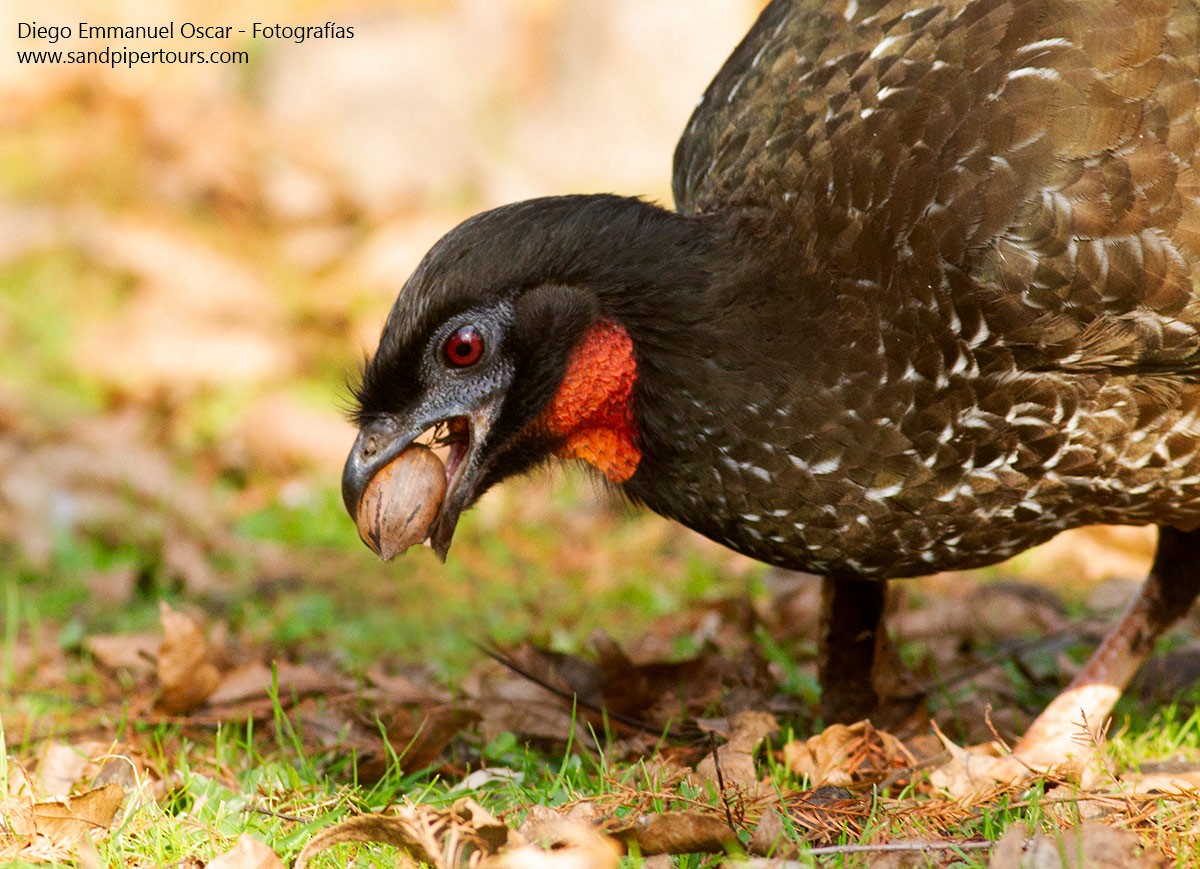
(732, 838, 993, 864)
(707, 730, 738, 834)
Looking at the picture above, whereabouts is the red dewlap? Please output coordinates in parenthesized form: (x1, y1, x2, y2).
(533, 319, 641, 483)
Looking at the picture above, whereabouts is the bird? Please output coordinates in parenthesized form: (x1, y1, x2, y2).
(342, 0, 1200, 765)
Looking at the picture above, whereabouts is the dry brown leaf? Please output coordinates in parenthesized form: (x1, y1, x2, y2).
(1114, 767, 1200, 795)
(518, 802, 605, 850)
(608, 811, 736, 856)
(614, 596, 760, 665)
(469, 636, 775, 748)
(0, 797, 35, 838)
(205, 661, 281, 706)
(35, 742, 89, 799)
(294, 812, 443, 869)
(366, 664, 454, 705)
(206, 660, 351, 706)
(782, 721, 914, 787)
(750, 787, 867, 853)
(465, 655, 590, 747)
(156, 602, 221, 715)
(748, 805, 794, 858)
(162, 535, 221, 595)
(207, 834, 286, 869)
(927, 725, 1032, 798)
(380, 705, 480, 775)
(597, 632, 774, 726)
(988, 822, 1169, 868)
(695, 710, 778, 793)
(9, 783, 126, 848)
(74, 833, 104, 869)
(84, 632, 160, 678)
(483, 820, 620, 869)
(294, 798, 518, 869)
(893, 581, 1067, 644)
(92, 757, 140, 793)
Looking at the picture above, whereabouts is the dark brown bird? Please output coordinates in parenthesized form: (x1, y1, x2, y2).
(343, 0, 1200, 763)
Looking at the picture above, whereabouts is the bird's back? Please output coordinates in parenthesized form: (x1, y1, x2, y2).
(630, 0, 1200, 577)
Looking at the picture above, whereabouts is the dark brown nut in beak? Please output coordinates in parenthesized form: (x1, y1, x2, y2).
(354, 444, 447, 560)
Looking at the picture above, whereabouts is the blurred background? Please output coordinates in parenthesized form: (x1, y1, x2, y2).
(0, 0, 1157, 680)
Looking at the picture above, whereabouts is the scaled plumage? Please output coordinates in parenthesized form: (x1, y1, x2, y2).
(345, 0, 1200, 759)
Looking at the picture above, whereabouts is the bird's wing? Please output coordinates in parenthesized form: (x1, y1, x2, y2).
(673, 0, 1200, 374)
(977, 1, 1200, 375)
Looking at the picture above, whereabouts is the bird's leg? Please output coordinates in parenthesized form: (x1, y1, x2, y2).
(1014, 525, 1200, 764)
(818, 575, 889, 723)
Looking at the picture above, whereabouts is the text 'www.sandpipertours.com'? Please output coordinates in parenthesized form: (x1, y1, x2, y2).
(15, 20, 355, 68)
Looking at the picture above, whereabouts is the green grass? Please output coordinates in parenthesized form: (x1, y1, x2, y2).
(7, 479, 1200, 865)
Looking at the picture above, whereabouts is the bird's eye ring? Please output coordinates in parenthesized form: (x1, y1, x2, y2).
(444, 325, 484, 367)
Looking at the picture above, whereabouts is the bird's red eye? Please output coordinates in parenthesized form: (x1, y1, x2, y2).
(444, 325, 484, 367)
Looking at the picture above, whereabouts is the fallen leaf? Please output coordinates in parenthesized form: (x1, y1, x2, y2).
(695, 710, 778, 792)
(749, 787, 864, 853)
(294, 811, 443, 869)
(468, 636, 775, 748)
(988, 822, 1169, 868)
(207, 834, 286, 869)
(486, 820, 620, 868)
(206, 660, 350, 706)
(373, 704, 481, 778)
(156, 602, 221, 715)
(11, 784, 126, 847)
(894, 582, 1067, 644)
(1114, 766, 1200, 795)
(612, 596, 760, 666)
(607, 811, 736, 856)
(519, 803, 602, 842)
(162, 535, 220, 595)
(449, 768, 525, 793)
(366, 664, 453, 705)
(92, 757, 139, 792)
(294, 798, 519, 869)
(748, 805, 795, 857)
(85, 632, 160, 678)
(927, 724, 1031, 798)
(466, 654, 590, 747)
(74, 833, 104, 869)
(35, 742, 89, 799)
(782, 721, 914, 788)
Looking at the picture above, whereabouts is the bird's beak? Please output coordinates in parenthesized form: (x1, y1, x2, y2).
(342, 417, 415, 523)
(342, 397, 503, 560)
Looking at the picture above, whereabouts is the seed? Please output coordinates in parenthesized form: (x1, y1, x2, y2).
(355, 444, 447, 560)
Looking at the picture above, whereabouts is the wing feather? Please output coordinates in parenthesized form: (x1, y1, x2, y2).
(672, 0, 1200, 375)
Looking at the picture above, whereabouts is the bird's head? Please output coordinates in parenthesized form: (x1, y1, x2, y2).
(342, 194, 715, 559)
